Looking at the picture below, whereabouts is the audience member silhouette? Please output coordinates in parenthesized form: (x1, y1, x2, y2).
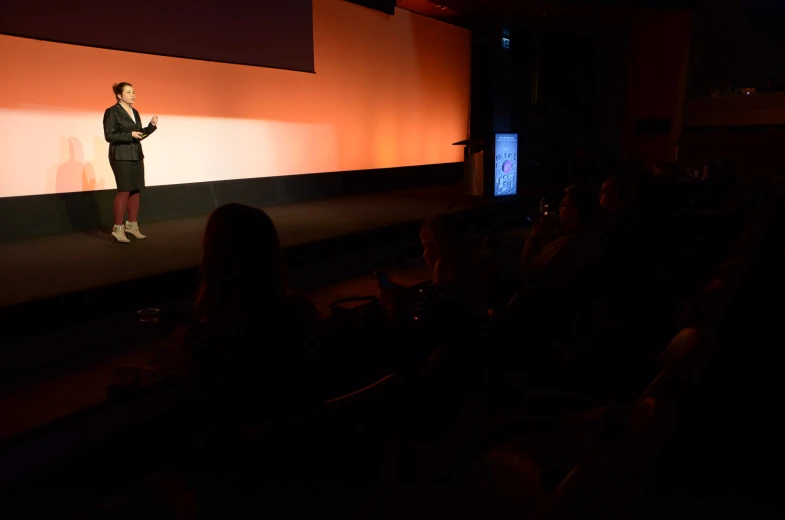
(599, 177, 633, 231)
(619, 155, 653, 210)
(599, 176, 630, 214)
(518, 184, 603, 291)
(596, 176, 651, 248)
(648, 162, 691, 213)
(378, 213, 488, 346)
(376, 214, 490, 451)
(184, 203, 321, 440)
(487, 186, 604, 386)
(697, 156, 736, 210)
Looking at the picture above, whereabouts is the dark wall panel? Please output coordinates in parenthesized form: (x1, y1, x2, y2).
(0, 0, 314, 72)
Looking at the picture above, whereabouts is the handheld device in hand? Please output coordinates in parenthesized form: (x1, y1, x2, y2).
(374, 270, 393, 290)
(539, 196, 549, 217)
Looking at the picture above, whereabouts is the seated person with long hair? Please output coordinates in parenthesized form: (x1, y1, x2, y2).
(377, 213, 489, 411)
(378, 213, 489, 358)
(184, 203, 321, 439)
(375, 214, 491, 473)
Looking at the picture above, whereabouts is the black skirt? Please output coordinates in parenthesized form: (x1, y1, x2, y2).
(110, 159, 145, 192)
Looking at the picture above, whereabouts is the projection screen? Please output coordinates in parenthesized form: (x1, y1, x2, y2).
(0, 0, 471, 198)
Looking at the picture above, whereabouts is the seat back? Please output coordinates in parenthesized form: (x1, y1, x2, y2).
(310, 374, 403, 482)
(656, 326, 700, 374)
(532, 398, 659, 520)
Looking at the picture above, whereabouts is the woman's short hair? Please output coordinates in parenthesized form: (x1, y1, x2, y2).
(112, 82, 133, 100)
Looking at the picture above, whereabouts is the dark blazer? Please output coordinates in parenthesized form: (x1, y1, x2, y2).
(103, 103, 157, 161)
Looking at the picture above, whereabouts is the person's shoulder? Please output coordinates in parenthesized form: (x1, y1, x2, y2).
(104, 105, 118, 115)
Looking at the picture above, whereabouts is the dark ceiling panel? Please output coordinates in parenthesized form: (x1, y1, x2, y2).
(396, 0, 695, 28)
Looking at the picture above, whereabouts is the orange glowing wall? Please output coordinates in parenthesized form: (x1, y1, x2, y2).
(0, 0, 471, 198)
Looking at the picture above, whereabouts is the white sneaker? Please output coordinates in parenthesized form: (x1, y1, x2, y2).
(125, 221, 147, 239)
(112, 225, 130, 243)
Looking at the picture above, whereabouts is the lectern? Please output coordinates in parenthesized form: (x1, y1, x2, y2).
(453, 133, 518, 197)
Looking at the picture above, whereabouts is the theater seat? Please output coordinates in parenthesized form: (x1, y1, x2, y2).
(532, 398, 659, 520)
(657, 326, 699, 374)
(454, 397, 659, 520)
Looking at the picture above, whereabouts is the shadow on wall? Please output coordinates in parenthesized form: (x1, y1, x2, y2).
(55, 137, 109, 233)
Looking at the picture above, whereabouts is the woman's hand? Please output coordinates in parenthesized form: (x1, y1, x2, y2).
(150, 115, 158, 127)
(131, 131, 144, 140)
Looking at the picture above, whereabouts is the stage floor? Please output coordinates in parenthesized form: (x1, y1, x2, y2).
(0, 184, 521, 309)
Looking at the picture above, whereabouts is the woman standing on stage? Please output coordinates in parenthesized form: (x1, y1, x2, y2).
(103, 82, 158, 243)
